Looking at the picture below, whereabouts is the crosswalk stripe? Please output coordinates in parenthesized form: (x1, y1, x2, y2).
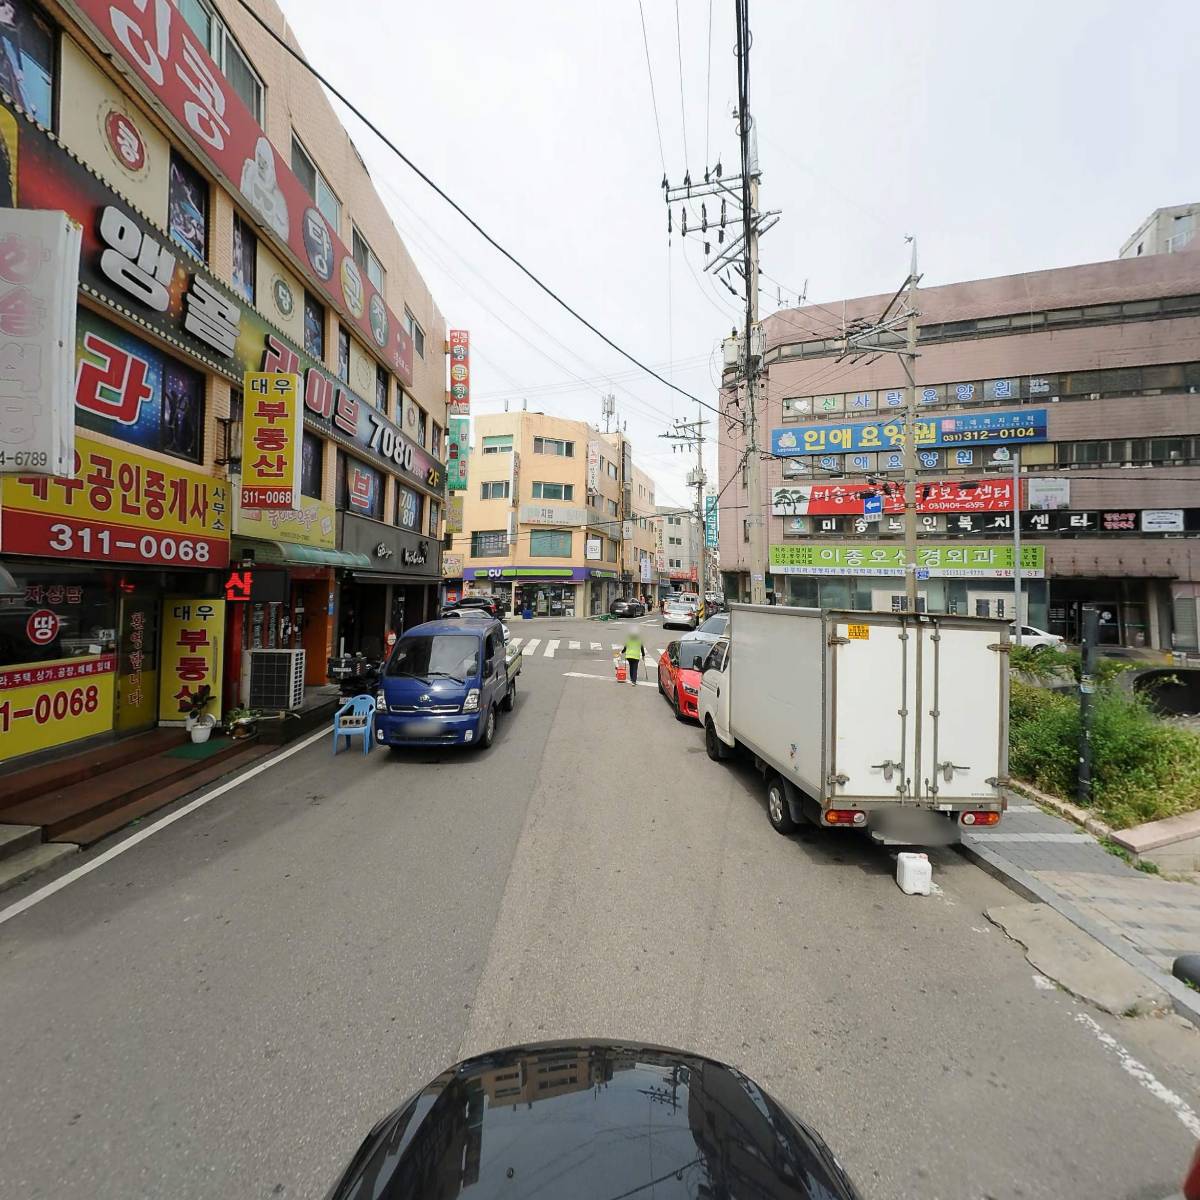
(509, 637, 523, 650)
(590, 642, 602, 651)
(522, 638, 541, 656)
(544, 639, 560, 658)
(655, 648, 665, 658)
(611, 644, 621, 652)
(569, 640, 580, 650)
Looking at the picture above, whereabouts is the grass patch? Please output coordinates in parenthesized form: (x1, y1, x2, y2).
(1009, 679, 1200, 829)
(1099, 836, 1161, 874)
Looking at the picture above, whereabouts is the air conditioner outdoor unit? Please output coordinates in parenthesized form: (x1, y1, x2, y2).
(248, 648, 306, 710)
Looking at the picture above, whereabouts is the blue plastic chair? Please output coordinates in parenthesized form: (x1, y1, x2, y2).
(333, 694, 376, 756)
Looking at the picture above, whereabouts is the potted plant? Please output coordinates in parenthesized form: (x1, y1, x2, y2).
(222, 706, 261, 740)
(179, 685, 217, 744)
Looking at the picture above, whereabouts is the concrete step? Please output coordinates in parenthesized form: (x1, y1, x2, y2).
(0, 824, 41, 862)
(0, 841, 78, 895)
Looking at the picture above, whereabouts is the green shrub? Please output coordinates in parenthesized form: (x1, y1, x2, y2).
(1007, 679, 1200, 828)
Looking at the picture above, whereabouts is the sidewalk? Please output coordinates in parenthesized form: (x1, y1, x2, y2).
(961, 800, 1200, 1023)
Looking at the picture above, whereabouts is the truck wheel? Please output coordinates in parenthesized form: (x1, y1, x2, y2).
(705, 718, 730, 762)
(478, 706, 496, 750)
(502, 678, 516, 712)
(766, 777, 798, 834)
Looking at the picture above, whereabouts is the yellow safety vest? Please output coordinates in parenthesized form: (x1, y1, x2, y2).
(623, 634, 644, 659)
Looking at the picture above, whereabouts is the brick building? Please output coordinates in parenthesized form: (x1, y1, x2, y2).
(0, 0, 450, 766)
(718, 252, 1200, 650)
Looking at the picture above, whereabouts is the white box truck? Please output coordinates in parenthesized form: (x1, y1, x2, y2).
(697, 606, 1009, 843)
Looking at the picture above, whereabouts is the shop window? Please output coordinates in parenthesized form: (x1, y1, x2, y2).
(375, 364, 389, 410)
(168, 150, 208, 261)
(336, 451, 383, 519)
(301, 431, 323, 498)
(337, 325, 350, 383)
(304, 290, 324, 360)
(480, 481, 509, 500)
(179, 0, 265, 122)
(291, 135, 340, 233)
(232, 212, 256, 304)
(472, 530, 507, 557)
(0, 570, 118, 668)
(405, 308, 425, 358)
(352, 227, 385, 292)
(395, 485, 424, 531)
(530, 529, 572, 557)
(532, 482, 574, 501)
(75, 309, 205, 462)
(0, 1, 55, 131)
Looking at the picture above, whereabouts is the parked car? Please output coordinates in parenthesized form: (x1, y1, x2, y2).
(690, 612, 729, 651)
(679, 592, 700, 611)
(1184, 1140, 1200, 1200)
(662, 597, 699, 631)
(659, 591, 682, 614)
(450, 594, 503, 618)
(441, 606, 511, 642)
(1012, 623, 1064, 650)
(704, 592, 725, 613)
(375, 619, 519, 751)
(609, 597, 647, 617)
(657, 635, 709, 721)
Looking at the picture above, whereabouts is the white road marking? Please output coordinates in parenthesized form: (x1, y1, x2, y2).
(590, 642, 601, 651)
(563, 670, 656, 688)
(0, 725, 331, 929)
(508, 638, 523, 650)
(1073, 1012, 1200, 1139)
(611, 644, 622, 652)
(543, 639, 560, 658)
(655, 648, 666, 658)
(521, 638, 541, 656)
(1032, 974, 1056, 991)
(569, 640, 580, 650)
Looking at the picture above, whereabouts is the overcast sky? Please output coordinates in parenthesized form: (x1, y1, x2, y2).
(278, 0, 1196, 509)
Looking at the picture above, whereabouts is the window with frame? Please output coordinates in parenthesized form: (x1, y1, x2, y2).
(428, 499, 441, 537)
(303, 291, 324, 360)
(375, 365, 389, 410)
(482, 435, 513, 454)
(480, 480, 510, 500)
(352, 227, 385, 292)
(604, 539, 616, 562)
(291, 135, 340, 233)
(1, 0, 55, 132)
(337, 326, 350, 383)
(231, 212, 256, 303)
(431, 423, 442, 457)
(405, 308, 425, 358)
(532, 482, 574, 501)
(416, 406, 427, 446)
(606, 499, 618, 517)
(530, 529, 572, 557)
(669, 558, 682, 569)
(606, 460, 618, 479)
(178, 0, 265, 122)
(395, 485, 424, 531)
(668, 536, 682, 546)
(533, 436, 575, 457)
(301, 431, 323, 498)
(168, 151, 208, 260)
(336, 451, 383, 518)
(472, 530, 507, 557)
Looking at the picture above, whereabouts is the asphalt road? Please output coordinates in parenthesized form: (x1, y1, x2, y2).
(1, 614, 1198, 1199)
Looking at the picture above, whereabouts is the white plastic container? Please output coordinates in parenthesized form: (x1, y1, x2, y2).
(896, 852, 932, 896)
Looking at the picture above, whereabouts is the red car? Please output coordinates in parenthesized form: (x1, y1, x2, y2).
(657, 636, 709, 721)
(1185, 1141, 1200, 1200)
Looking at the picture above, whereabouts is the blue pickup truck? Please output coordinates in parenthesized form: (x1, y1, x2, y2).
(374, 619, 520, 750)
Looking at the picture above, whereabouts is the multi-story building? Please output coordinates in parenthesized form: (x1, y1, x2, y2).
(1120, 203, 1198, 259)
(0, 0, 448, 767)
(655, 504, 702, 596)
(718, 252, 1200, 650)
(452, 412, 659, 617)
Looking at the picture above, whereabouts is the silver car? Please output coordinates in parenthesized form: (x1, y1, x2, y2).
(663, 598, 699, 631)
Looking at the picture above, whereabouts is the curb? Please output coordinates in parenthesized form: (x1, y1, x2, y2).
(957, 839, 1200, 1030)
(1007, 779, 1114, 841)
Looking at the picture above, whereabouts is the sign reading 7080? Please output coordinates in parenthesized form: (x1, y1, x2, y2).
(770, 409, 1047, 457)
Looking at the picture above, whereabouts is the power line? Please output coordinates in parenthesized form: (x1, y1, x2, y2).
(230, 0, 720, 420)
(674, 0, 690, 165)
(637, 0, 668, 174)
(704, 0, 714, 166)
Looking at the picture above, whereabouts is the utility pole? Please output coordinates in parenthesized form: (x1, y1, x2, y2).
(660, 418, 709, 607)
(1077, 605, 1099, 805)
(1012, 448, 1023, 644)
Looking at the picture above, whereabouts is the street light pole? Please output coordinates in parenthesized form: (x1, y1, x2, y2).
(1012, 448, 1023, 645)
(899, 240, 920, 611)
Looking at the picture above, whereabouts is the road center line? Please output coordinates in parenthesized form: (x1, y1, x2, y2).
(0, 725, 331, 929)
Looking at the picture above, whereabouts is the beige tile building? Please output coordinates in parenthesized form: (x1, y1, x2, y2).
(452, 412, 660, 617)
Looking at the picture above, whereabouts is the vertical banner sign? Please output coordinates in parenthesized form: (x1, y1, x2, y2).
(447, 416, 469, 490)
(0, 208, 82, 475)
(159, 597, 224, 721)
(448, 330, 470, 415)
(241, 372, 301, 509)
(587, 441, 599, 494)
(704, 493, 719, 548)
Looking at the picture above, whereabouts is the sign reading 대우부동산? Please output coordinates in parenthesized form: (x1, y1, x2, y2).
(158, 598, 224, 722)
(0, 204, 82, 476)
(240, 372, 302, 509)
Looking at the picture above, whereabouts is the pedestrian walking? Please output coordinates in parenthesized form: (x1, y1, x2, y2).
(623, 630, 647, 685)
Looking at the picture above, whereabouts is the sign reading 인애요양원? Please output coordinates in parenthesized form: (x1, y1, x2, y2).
(159, 599, 224, 722)
(770, 410, 1048, 457)
(0, 656, 117, 759)
(768, 543, 1045, 578)
(241, 373, 302, 509)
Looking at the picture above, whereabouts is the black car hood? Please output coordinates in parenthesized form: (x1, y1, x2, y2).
(325, 1040, 861, 1199)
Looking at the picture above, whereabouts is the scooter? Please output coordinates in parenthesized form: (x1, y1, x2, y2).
(327, 654, 384, 700)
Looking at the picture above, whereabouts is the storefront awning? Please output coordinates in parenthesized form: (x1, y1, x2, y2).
(232, 538, 372, 570)
(349, 571, 436, 585)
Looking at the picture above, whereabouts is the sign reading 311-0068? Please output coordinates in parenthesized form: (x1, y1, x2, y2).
(240, 373, 302, 509)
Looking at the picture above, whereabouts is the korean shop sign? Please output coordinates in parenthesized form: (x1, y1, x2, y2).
(0, 655, 117, 760)
(0, 434, 229, 567)
(158, 598, 224, 722)
(770, 479, 1015, 517)
(68, 0, 415, 387)
(232, 494, 336, 550)
(768, 543, 1045, 578)
(240, 372, 302, 509)
(448, 330, 470, 415)
(447, 416, 469, 491)
(0, 205, 81, 477)
(260, 333, 443, 498)
(770, 410, 1047, 457)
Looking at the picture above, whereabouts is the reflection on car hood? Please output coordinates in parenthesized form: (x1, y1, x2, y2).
(326, 1040, 861, 1199)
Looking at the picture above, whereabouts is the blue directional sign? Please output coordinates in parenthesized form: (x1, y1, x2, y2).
(863, 493, 883, 523)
